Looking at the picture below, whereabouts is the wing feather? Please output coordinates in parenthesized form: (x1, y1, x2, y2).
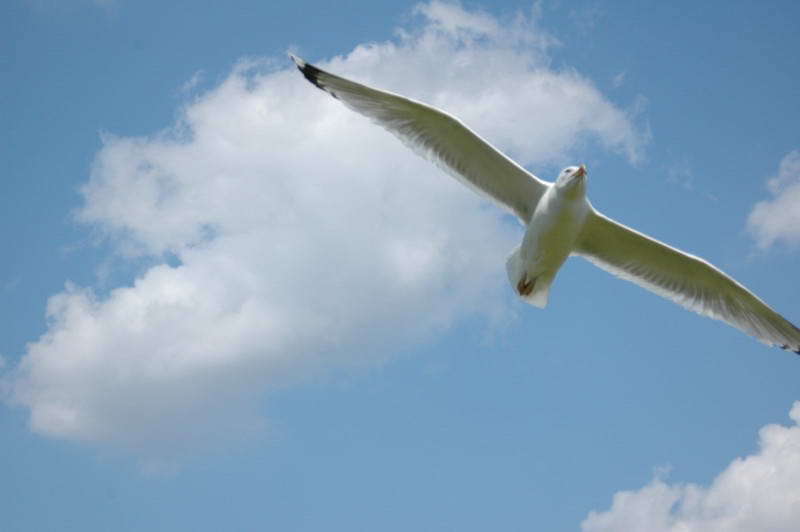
(290, 55, 548, 222)
(575, 210, 800, 353)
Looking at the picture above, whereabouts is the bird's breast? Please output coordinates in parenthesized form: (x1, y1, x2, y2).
(520, 191, 589, 273)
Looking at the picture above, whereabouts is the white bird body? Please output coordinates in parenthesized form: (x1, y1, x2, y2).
(290, 54, 800, 355)
(510, 168, 590, 308)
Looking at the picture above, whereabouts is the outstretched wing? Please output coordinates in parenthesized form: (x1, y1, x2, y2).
(575, 210, 800, 353)
(290, 54, 548, 222)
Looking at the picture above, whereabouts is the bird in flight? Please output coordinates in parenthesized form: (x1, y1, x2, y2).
(289, 54, 800, 355)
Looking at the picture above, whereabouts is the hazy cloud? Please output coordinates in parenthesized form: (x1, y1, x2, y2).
(582, 401, 800, 532)
(748, 150, 800, 248)
(4, 1, 647, 466)
(177, 70, 205, 95)
(570, 4, 604, 33)
(667, 158, 694, 190)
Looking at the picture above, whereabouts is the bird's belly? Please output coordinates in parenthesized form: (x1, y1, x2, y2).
(522, 225, 574, 272)
(521, 200, 586, 274)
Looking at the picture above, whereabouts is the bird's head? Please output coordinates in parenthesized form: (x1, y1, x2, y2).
(555, 164, 587, 192)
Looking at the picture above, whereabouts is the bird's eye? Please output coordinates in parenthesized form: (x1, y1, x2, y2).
(566, 169, 572, 174)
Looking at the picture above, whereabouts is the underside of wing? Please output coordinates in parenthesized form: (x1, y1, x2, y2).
(575, 210, 800, 353)
(290, 54, 548, 223)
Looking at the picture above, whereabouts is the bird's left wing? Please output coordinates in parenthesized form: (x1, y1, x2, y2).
(575, 209, 800, 353)
(290, 54, 548, 223)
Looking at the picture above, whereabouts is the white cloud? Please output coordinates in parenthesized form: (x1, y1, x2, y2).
(582, 401, 800, 532)
(611, 72, 626, 89)
(748, 150, 800, 248)
(4, 1, 646, 465)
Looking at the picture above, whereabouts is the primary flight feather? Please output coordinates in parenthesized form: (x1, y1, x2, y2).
(290, 54, 800, 355)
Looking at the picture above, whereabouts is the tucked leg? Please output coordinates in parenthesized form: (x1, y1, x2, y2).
(517, 276, 536, 296)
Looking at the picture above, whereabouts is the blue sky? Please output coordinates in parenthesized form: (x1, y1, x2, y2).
(2, 1, 800, 531)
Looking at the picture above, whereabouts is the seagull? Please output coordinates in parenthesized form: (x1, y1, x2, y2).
(289, 54, 800, 355)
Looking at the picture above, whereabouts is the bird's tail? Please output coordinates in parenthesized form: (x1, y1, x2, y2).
(505, 246, 553, 309)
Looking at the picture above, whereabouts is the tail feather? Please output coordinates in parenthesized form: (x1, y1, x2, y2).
(505, 247, 554, 308)
(524, 276, 553, 308)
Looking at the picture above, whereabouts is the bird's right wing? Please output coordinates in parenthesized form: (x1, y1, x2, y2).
(575, 210, 800, 353)
(290, 54, 548, 223)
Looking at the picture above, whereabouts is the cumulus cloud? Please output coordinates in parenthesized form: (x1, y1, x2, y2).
(582, 401, 800, 532)
(4, 1, 646, 465)
(748, 150, 800, 249)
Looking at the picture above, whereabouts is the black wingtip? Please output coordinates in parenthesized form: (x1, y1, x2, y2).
(778, 344, 800, 356)
(289, 53, 334, 96)
(778, 319, 800, 355)
(299, 63, 323, 89)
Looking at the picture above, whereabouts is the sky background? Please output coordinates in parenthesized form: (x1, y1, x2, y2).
(2, 1, 800, 531)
